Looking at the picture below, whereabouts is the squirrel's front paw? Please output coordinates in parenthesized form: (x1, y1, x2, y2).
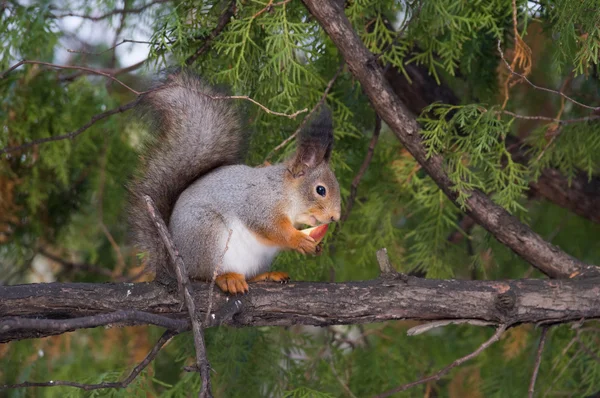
(295, 233, 319, 255)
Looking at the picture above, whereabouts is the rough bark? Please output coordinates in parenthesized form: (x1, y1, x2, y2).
(385, 64, 600, 225)
(1, 277, 600, 343)
(301, 0, 600, 279)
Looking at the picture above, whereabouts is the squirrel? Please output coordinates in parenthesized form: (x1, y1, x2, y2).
(128, 71, 341, 294)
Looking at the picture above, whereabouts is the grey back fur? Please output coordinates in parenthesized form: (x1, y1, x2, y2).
(128, 72, 246, 283)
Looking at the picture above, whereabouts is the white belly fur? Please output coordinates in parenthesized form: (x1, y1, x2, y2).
(219, 219, 280, 278)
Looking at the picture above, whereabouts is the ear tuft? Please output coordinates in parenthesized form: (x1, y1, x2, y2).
(290, 106, 334, 177)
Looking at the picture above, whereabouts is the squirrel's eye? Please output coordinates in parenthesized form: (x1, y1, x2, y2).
(316, 185, 326, 197)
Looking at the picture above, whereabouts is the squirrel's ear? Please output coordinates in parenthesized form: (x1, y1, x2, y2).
(289, 107, 334, 178)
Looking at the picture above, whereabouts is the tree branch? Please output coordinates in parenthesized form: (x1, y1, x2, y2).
(384, 53, 600, 226)
(0, 60, 142, 94)
(507, 136, 600, 225)
(185, 0, 237, 66)
(1, 329, 178, 391)
(265, 62, 345, 162)
(528, 327, 549, 398)
(373, 324, 507, 397)
(53, 0, 171, 21)
(497, 41, 600, 112)
(340, 115, 381, 224)
(1, 275, 599, 343)
(0, 100, 137, 155)
(144, 196, 212, 398)
(301, 0, 600, 279)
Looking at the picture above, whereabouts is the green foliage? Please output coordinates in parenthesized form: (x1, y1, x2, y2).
(419, 104, 529, 213)
(540, 0, 600, 76)
(1, 0, 600, 397)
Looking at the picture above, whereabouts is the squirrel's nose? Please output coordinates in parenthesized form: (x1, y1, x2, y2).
(330, 212, 340, 222)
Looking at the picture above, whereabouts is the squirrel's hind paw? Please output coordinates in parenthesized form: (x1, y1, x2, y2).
(215, 272, 249, 294)
(248, 271, 290, 284)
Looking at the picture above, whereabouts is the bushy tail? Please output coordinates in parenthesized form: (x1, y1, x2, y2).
(128, 71, 246, 283)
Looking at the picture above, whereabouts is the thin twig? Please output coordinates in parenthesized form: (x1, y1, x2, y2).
(543, 347, 583, 396)
(501, 110, 600, 124)
(251, 0, 292, 19)
(215, 94, 307, 119)
(327, 114, 381, 281)
(340, 115, 381, 224)
(1, 80, 307, 156)
(328, 115, 381, 268)
(186, 0, 237, 65)
(144, 195, 213, 398)
(0, 100, 137, 155)
(373, 324, 507, 398)
(329, 356, 358, 398)
(67, 39, 158, 56)
(97, 138, 127, 275)
(529, 327, 549, 398)
(264, 62, 344, 161)
(1, 329, 178, 391)
(0, 310, 188, 333)
(109, 9, 128, 69)
(497, 40, 600, 111)
(53, 0, 170, 21)
(39, 247, 114, 279)
(59, 59, 147, 82)
(1, 60, 142, 95)
(574, 329, 600, 363)
(374, 0, 423, 60)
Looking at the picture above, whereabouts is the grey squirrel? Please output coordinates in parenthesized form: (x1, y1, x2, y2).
(129, 72, 341, 294)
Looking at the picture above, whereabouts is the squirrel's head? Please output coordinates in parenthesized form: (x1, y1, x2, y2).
(285, 107, 341, 227)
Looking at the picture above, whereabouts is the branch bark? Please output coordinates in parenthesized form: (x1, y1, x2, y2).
(1, 276, 599, 343)
(301, 0, 600, 279)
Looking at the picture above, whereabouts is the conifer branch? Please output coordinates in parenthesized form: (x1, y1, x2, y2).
(497, 40, 600, 112)
(265, 62, 345, 161)
(0, 100, 137, 155)
(373, 324, 507, 397)
(52, 0, 171, 21)
(185, 0, 237, 66)
(384, 57, 600, 226)
(0, 329, 178, 391)
(301, 0, 600, 279)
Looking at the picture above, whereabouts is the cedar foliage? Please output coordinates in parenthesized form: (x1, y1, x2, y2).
(1, 0, 600, 396)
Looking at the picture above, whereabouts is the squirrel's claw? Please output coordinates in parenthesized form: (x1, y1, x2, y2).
(248, 271, 290, 284)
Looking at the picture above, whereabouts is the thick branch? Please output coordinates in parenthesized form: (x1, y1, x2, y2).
(1, 276, 599, 343)
(301, 0, 599, 279)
